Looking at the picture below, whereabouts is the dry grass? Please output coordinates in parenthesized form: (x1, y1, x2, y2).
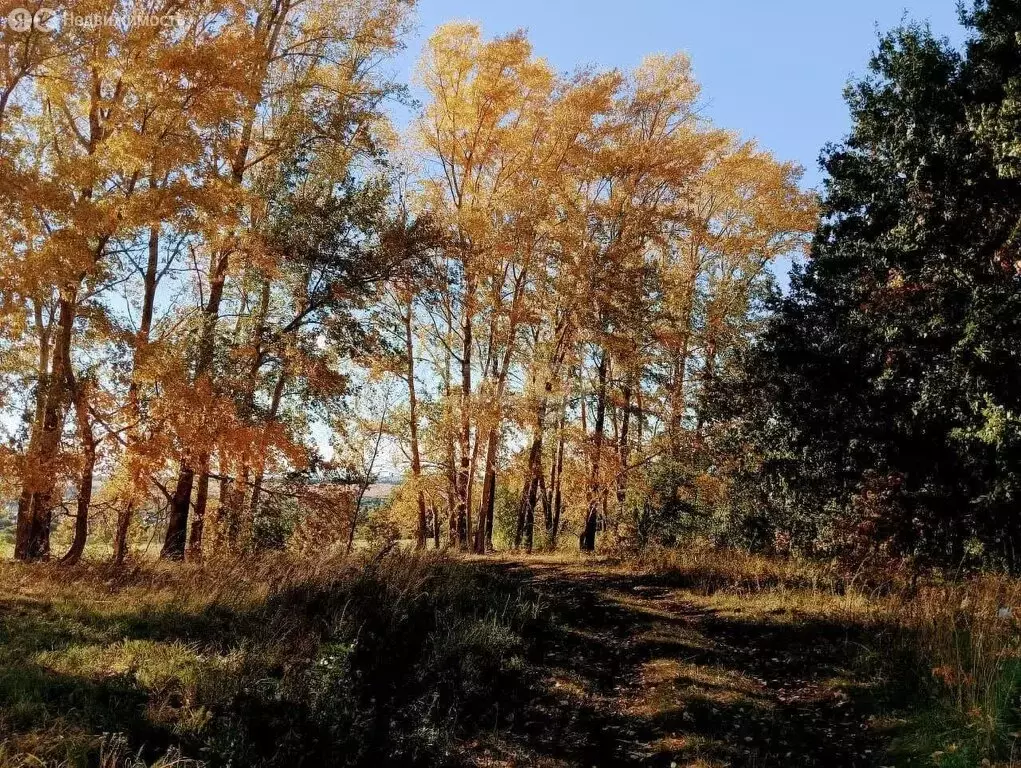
(0, 550, 548, 767)
(630, 546, 1021, 766)
(0, 546, 1017, 767)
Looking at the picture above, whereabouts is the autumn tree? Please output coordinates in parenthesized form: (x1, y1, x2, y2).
(159, 0, 414, 560)
(3, 1, 252, 561)
(1, 9, 815, 562)
(416, 23, 558, 548)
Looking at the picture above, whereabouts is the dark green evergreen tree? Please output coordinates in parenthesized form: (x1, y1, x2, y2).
(737, 5, 1021, 569)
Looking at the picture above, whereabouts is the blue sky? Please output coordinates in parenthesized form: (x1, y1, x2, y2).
(389, 0, 969, 286)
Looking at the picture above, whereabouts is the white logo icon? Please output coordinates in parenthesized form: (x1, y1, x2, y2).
(5, 6, 56, 32)
(6, 7, 33, 32)
(33, 7, 57, 31)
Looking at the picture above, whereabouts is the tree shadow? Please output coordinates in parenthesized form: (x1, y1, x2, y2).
(0, 558, 551, 766)
(0, 658, 183, 762)
(0, 575, 278, 764)
(0, 558, 916, 767)
(466, 560, 908, 768)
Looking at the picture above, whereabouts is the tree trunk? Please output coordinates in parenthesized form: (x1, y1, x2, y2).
(474, 267, 529, 553)
(474, 428, 498, 553)
(616, 380, 632, 514)
(246, 368, 287, 550)
(113, 502, 133, 567)
(163, 248, 228, 560)
(188, 468, 209, 561)
(515, 432, 543, 550)
(213, 474, 233, 555)
(516, 381, 551, 548)
(161, 0, 282, 557)
(403, 297, 428, 550)
(60, 377, 95, 566)
(26, 300, 51, 470)
(581, 350, 608, 552)
(346, 488, 368, 554)
(455, 281, 473, 549)
(695, 339, 717, 447)
(477, 464, 495, 552)
(669, 268, 697, 460)
(17, 69, 122, 561)
(522, 474, 539, 552)
(16, 302, 51, 559)
(16, 290, 76, 561)
(415, 490, 429, 551)
(442, 300, 458, 547)
(484, 469, 497, 550)
(446, 452, 458, 548)
(221, 467, 250, 552)
(163, 463, 193, 561)
(346, 400, 388, 553)
(113, 225, 161, 566)
(551, 413, 566, 547)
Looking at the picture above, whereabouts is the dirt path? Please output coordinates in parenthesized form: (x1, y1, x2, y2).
(472, 559, 889, 768)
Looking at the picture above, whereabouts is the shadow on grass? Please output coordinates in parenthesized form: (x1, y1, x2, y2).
(0, 557, 922, 767)
(0, 583, 263, 764)
(466, 560, 915, 768)
(0, 558, 546, 766)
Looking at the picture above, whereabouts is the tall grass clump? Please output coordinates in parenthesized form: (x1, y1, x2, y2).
(895, 576, 1021, 766)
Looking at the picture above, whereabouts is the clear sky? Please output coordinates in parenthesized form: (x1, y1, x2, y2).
(389, 0, 969, 286)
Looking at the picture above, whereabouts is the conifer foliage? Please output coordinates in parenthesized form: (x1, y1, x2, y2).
(736, 2, 1021, 569)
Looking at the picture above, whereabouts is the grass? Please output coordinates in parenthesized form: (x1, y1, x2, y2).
(631, 546, 1021, 767)
(0, 546, 1016, 766)
(0, 552, 548, 767)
